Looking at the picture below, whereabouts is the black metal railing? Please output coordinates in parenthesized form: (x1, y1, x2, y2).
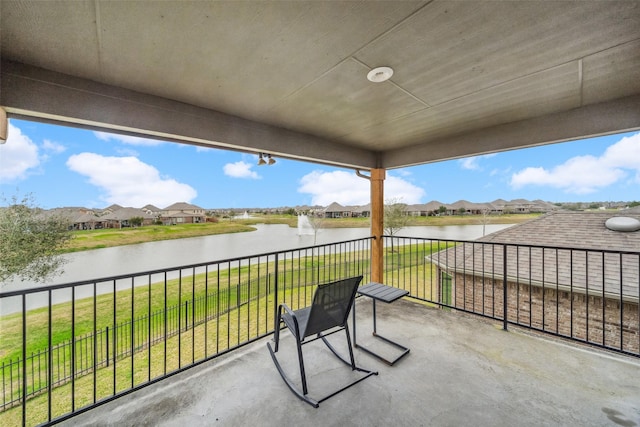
(1, 235, 638, 426)
(0, 238, 372, 426)
(382, 235, 640, 358)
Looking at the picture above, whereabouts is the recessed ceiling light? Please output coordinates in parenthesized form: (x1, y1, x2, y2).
(367, 66, 394, 83)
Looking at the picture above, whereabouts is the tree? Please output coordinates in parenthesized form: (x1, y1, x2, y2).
(0, 194, 73, 283)
(129, 216, 144, 227)
(438, 205, 447, 216)
(383, 198, 410, 236)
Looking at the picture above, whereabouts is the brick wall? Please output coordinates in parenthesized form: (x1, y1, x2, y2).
(449, 272, 639, 354)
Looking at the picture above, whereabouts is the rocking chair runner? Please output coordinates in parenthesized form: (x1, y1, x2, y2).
(267, 276, 378, 407)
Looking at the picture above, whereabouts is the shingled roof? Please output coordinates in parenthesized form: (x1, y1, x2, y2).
(430, 211, 640, 299)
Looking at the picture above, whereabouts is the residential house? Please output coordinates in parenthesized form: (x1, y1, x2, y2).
(101, 207, 156, 228)
(323, 202, 352, 218)
(160, 202, 205, 224)
(430, 209, 640, 354)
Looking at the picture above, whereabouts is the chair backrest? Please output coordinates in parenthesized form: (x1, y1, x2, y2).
(302, 275, 363, 338)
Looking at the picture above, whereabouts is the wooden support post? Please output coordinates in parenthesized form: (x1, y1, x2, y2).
(370, 169, 385, 283)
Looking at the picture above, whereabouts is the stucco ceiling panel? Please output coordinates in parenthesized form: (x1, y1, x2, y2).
(94, 1, 425, 122)
(0, 1, 100, 78)
(355, 1, 640, 106)
(343, 61, 581, 150)
(582, 40, 640, 105)
(267, 58, 428, 142)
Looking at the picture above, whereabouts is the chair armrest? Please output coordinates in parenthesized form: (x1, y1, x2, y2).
(278, 303, 301, 338)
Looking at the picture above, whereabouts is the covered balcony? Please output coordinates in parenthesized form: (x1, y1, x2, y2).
(1, 1, 640, 425)
(1, 236, 638, 426)
(58, 297, 640, 427)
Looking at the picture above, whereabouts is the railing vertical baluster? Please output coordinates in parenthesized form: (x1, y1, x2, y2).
(556, 250, 559, 335)
(216, 266, 220, 354)
(503, 244, 508, 331)
(227, 261, 231, 350)
(112, 279, 117, 395)
(131, 277, 135, 388)
(71, 287, 76, 411)
(542, 248, 546, 332)
(48, 289, 52, 423)
(274, 253, 279, 333)
(570, 250, 574, 339)
(619, 252, 623, 351)
(93, 282, 97, 403)
(602, 251, 606, 346)
(237, 260, 241, 346)
(178, 269, 182, 368)
(22, 294, 26, 427)
(586, 251, 590, 343)
(192, 267, 196, 363)
(205, 265, 209, 358)
(148, 275, 152, 381)
(163, 272, 167, 376)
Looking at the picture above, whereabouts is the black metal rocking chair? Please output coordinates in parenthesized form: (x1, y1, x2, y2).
(267, 275, 378, 407)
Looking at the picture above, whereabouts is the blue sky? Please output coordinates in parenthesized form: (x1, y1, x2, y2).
(0, 118, 638, 210)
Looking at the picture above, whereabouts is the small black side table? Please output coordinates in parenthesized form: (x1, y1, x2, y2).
(353, 282, 410, 366)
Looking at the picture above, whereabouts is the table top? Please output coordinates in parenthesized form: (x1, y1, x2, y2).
(357, 282, 409, 303)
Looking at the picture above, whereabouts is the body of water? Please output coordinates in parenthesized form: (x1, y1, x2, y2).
(0, 223, 513, 314)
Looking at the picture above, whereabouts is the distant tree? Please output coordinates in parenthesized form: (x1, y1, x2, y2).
(629, 201, 640, 207)
(384, 198, 409, 236)
(129, 216, 144, 227)
(479, 207, 492, 236)
(285, 208, 296, 216)
(0, 193, 73, 283)
(307, 215, 324, 245)
(457, 207, 466, 215)
(438, 205, 447, 216)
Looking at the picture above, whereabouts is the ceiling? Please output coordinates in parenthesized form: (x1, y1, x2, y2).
(1, 1, 640, 170)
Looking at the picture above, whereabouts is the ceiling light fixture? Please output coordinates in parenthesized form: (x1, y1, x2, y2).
(367, 66, 394, 83)
(257, 153, 267, 166)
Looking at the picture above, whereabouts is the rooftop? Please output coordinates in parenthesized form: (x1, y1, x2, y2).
(62, 298, 640, 427)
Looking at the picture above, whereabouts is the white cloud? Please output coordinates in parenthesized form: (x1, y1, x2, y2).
(510, 132, 640, 194)
(42, 139, 66, 154)
(94, 131, 164, 146)
(0, 123, 40, 181)
(459, 154, 497, 171)
(67, 153, 196, 206)
(223, 161, 260, 179)
(298, 170, 425, 206)
(459, 157, 481, 170)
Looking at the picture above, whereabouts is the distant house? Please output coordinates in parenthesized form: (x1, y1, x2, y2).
(160, 202, 205, 224)
(323, 202, 352, 218)
(101, 207, 156, 228)
(430, 210, 640, 354)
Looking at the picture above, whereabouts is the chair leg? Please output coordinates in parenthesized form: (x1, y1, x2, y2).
(273, 317, 281, 352)
(343, 323, 357, 370)
(295, 339, 308, 395)
(267, 341, 319, 408)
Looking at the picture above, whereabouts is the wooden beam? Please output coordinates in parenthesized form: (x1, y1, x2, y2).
(370, 169, 385, 283)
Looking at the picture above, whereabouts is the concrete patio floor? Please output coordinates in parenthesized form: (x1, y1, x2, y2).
(63, 298, 640, 427)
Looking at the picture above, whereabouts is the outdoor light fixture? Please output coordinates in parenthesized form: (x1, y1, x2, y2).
(257, 153, 276, 166)
(367, 66, 394, 83)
